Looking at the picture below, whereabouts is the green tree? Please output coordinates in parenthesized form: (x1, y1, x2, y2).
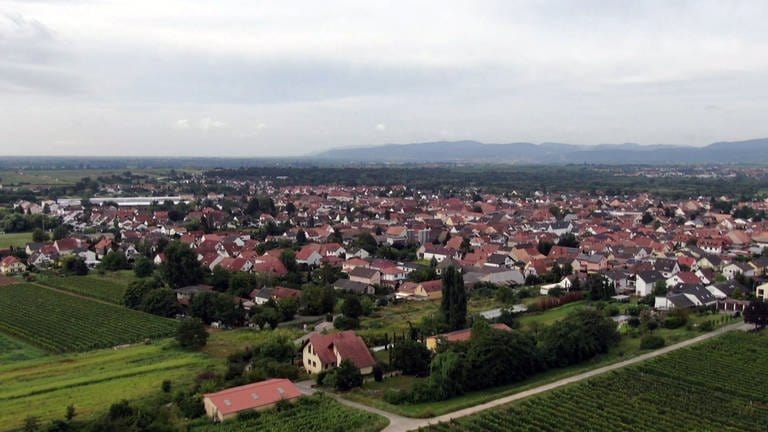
(391, 339, 432, 376)
(100, 250, 129, 271)
(60, 256, 88, 276)
(229, 271, 260, 297)
(31, 228, 48, 242)
(440, 266, 467, 331)
(161, 241, 204, 288)
(22, 416, 40, 432)
(123, 279, 157, 309)
(52, 225, 69, 241)
(744, 300, 768, 328)
(176, 318, 209, 350)
(65, 405, 76, 422)
(332, 359, 363, 391)
(540, 308, 620, 368)
(422, 350, 466, 400)
(250, 303, 278, 329)
(209, 266, 232, 291)
(464, 323, 540, 390)
(341, 295, 364, 319)
(133, 256, 155, 278)
(300, 284, 336, 315)
(140, 288, 179, 317)
(280, 249, 298, 273)
(353, 232, 378, 254)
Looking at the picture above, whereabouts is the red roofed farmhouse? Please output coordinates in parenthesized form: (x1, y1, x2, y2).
(203, 378, 301, 422)
(302, 330, 376, 375)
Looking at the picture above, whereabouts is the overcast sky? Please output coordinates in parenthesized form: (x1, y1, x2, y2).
(1, 0, 767, 156)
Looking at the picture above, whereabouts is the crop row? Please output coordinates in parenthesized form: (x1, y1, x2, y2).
(0, 284, 177, 353)
(39, 275, 127, 304)
(424, 332, 768, 432)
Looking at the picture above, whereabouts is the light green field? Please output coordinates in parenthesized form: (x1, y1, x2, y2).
(37, 272, 136, 304)
(0, 232, 33, 249)
(0, 328, 304, 431)
(0, 169, 180, 187)
(0, 332, 46, 363)
(0, 342, 211, 431)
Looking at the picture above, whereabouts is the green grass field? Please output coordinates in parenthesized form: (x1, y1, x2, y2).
(37, 272, 136, 304)
(0, 342, 211, 431)
(0, 231, 33, 249)
(424, 331, 768, 431)
(0, 283, 178, 352)
(517, 300, 588, 327)
(191, 394, 389, 432)
(0, 328, 308, 431)
(0, 332, 46, 363)
(0, 168, 183, 187)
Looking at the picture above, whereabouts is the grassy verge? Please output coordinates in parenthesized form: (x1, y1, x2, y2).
(0, 231, 33, 248)
(0, 341, 213, 431)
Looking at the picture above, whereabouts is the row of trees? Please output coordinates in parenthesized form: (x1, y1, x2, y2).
(388, 308, 620, 404)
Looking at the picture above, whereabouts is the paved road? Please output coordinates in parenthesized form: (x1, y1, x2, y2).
(299, 322, 750, 432)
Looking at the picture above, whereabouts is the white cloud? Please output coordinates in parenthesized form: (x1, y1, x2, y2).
(173, 119, 189, 129)
(199, 117, 226, 131)
(2, 0, 768, 156)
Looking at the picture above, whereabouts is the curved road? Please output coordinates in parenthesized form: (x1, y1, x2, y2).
(298, 322, 750, 432)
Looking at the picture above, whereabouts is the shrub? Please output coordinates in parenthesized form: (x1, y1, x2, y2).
(640, 334, 666, 350)
(384, 389, 412, 405)
(664, 313, 688, 329)
(373, 364, 384, 382)
(333, 360, 363, 391)
(333, 315, 360, 330)
(699, 320, 715, 332)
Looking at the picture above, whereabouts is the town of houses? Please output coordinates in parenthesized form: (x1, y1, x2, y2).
(6, 181, 768, 315)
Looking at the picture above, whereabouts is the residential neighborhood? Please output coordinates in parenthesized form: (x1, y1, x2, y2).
(2, 166, 768, 431)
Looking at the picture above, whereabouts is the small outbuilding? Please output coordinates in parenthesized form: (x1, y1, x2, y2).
(203, 378, 302, 422)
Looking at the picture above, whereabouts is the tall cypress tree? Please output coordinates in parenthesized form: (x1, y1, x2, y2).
(441, 265, 467, 331)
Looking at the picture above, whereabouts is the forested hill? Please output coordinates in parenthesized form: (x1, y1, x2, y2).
(314, 138, 768, 164)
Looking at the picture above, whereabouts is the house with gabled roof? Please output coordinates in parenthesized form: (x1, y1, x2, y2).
(722, 262, 755, 280)
(1, 256, 26, 274)
(302, 331, 376, 375)
(398, 279, 443, 300)
(635, 270, 664, 297)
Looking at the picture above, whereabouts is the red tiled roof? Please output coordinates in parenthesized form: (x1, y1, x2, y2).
(203, 379, 301, 415)
(440, 323, 511, 343)
(308, 331, 376, 370)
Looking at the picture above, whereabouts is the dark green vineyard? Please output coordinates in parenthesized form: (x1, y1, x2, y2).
(424, 331, 768, 432)
(0, 284, 177, 353)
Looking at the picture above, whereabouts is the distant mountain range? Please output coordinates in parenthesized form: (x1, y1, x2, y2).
(313, 138, 768, 164)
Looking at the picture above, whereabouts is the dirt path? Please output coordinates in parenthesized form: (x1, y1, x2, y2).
(301, 322, 750, 432)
